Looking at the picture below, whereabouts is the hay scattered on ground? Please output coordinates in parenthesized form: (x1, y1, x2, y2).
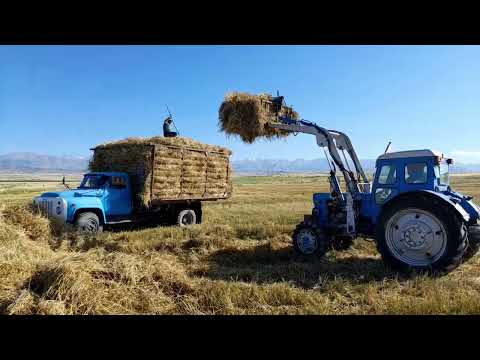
(218, 92, 299, 143)
(0, 206, 197, 314)
(2, 205, 52, 242)
(2, 173, 480, 315)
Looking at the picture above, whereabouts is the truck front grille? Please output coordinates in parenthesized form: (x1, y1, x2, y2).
(37, 200, 53, 217)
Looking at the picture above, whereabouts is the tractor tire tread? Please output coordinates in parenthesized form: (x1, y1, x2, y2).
(463, 225, 480, 262)
(292, 223, 331, 258)
(375, 193, 467, 275)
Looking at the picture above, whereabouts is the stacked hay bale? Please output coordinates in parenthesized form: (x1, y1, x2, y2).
(89, 136, 232, 208)
(218, 92, 299, 143)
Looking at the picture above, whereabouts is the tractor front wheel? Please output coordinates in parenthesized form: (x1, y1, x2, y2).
(292, 223, 330, 258)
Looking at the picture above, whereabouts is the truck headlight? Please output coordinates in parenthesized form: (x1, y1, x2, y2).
(56, 206, 62, 215)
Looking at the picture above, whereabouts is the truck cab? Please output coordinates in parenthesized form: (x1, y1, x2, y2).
(76, 172, 133, 221)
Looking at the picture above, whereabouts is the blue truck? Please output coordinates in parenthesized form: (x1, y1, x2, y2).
(33, 171, 202, 233)
(33, 138, 233, 233)
(264, 95, 480, 274)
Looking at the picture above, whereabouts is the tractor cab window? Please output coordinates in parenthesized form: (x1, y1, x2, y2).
(405, 163, 427, 184)
(435, 163, 450, 185)
(79, 174, 109, 189)
(377, 164, 397, 185)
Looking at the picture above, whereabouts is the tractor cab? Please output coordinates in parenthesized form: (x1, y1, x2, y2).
(357, 149, 478, 229)
(372, 149, 452, 207)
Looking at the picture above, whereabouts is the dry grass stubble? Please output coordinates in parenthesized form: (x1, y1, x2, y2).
(1, 175, 480, 314)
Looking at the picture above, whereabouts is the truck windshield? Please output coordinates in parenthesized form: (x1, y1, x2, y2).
(79, 174, 109, 189)
(435, 163, 449, 185)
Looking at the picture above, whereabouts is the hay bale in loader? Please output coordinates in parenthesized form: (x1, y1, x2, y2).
(218, 92, 299, 143)
(89, 136, 233, 224)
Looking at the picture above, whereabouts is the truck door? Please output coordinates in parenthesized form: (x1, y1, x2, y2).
(103, 175, 132, 217)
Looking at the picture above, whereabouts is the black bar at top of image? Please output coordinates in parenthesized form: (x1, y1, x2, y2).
(1, 10, 480, 45)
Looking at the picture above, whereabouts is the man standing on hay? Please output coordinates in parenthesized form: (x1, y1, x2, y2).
(163, 116, 178, 138)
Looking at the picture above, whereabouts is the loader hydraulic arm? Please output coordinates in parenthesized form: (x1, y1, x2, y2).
(269, 116, 370, 197)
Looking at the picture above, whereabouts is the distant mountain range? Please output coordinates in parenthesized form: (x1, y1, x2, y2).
(232, 158, 480, 174)
(232, 158, 376, 175)
(0, 153, 89, 173)
(1, 152, 480, 175)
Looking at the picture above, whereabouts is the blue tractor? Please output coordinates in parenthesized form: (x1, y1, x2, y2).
(266, 96, 480, 274)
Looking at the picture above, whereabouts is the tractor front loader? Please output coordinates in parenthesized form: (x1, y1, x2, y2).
(265, 95, 480, 274)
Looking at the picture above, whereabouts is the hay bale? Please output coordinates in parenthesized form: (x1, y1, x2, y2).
(94, 136, 231, 155)
(90, 136, 233, 207)
(218, 92, 299, 143)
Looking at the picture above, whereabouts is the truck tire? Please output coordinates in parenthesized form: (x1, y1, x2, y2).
(195, 203, 203, 224)
(463, 225, 480, 262)
(376, 195, 467, 275)
(292, 223, 331, 258)
(177, 209, 197, 227)
(75, 212, 103, 234)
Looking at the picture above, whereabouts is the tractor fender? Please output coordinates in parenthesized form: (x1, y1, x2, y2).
(382, 190, 470, 223)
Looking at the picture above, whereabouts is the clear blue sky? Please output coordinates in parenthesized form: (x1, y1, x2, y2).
(1, 45, 480, 163)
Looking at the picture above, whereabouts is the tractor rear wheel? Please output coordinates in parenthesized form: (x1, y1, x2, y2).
(463, 225, 480, 262)
(292, 223, 330, 258)
(376, 195, 467, 275)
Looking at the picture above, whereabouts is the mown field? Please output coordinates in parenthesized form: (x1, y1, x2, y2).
(1, 174, 480, 314)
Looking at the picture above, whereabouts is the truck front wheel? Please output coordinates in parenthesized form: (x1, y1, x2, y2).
(75, 212, 103, 234)
(177, 209, 197, 227)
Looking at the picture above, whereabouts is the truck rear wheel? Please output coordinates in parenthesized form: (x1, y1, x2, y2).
(75, 212, 103, 234)
(376, 195, 467, 274)
(177, 209, 196, 227)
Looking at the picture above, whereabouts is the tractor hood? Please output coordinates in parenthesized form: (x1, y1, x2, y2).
(40, 189, 105, 199)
